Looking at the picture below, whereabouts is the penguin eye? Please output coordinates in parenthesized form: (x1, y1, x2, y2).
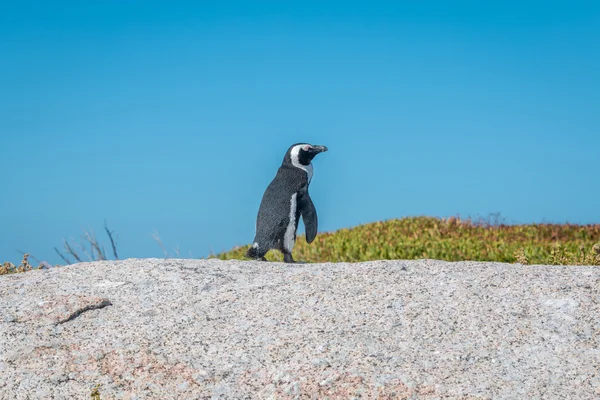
(303, 145, 312, 151)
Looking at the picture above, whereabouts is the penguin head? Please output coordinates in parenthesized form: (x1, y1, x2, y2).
(284, 143, 328, 167)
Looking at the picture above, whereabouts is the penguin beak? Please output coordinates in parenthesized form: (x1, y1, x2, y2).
(311, 145, 328, 153)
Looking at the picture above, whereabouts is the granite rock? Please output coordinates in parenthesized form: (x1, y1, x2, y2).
(1, 258, 598, 399)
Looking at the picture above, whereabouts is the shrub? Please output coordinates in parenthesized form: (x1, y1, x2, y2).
(214, 216, 600, 266)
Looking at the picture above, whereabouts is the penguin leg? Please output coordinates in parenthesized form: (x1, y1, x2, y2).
(246, 243, 269, 261)
(283, 251, 295, 263)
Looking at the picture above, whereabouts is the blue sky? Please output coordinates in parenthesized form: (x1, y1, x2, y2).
(1, 1, 599, 265)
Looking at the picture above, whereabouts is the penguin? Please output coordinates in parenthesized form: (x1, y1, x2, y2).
(246, 143, 328, 263)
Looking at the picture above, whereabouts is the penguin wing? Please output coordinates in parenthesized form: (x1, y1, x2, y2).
(298, 193, 318, 243)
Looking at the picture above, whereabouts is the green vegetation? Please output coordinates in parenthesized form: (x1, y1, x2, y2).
(3, 215, 600, 276)
(214, 216, 600, 266)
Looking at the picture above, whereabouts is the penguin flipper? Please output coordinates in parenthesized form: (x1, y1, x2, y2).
(298, 193, 318, 243)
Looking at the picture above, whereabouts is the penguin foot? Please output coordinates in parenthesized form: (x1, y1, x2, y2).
(283, 253, 295, 263)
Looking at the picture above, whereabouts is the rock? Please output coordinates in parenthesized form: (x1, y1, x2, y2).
(0, 258, 599, 399)
(311, 358, 331, 367)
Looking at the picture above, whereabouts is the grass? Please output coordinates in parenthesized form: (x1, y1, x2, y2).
(3, 215, 600, 276)
(52, 220, 119, 265)
(214, 215, 600, 266)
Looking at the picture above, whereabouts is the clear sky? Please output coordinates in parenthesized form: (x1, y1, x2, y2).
(1, 1, 599, 265)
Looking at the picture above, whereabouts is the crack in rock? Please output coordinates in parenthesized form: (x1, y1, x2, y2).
(55, 299, 112, 325)
(10, 294, 114, 325)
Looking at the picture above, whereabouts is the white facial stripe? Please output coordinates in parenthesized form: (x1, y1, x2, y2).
(290, 144, 313, 182)
(284, 193, 298, 252)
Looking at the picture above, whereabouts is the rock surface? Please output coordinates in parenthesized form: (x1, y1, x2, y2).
(0, 258, 599, 399)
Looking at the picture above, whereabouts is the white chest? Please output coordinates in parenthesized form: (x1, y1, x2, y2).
(283, 193, 298, 252)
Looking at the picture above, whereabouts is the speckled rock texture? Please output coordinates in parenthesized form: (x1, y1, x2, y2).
(0, 258, 598, 399)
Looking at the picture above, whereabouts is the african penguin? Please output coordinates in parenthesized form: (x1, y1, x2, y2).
(246, 143, 328, 263)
